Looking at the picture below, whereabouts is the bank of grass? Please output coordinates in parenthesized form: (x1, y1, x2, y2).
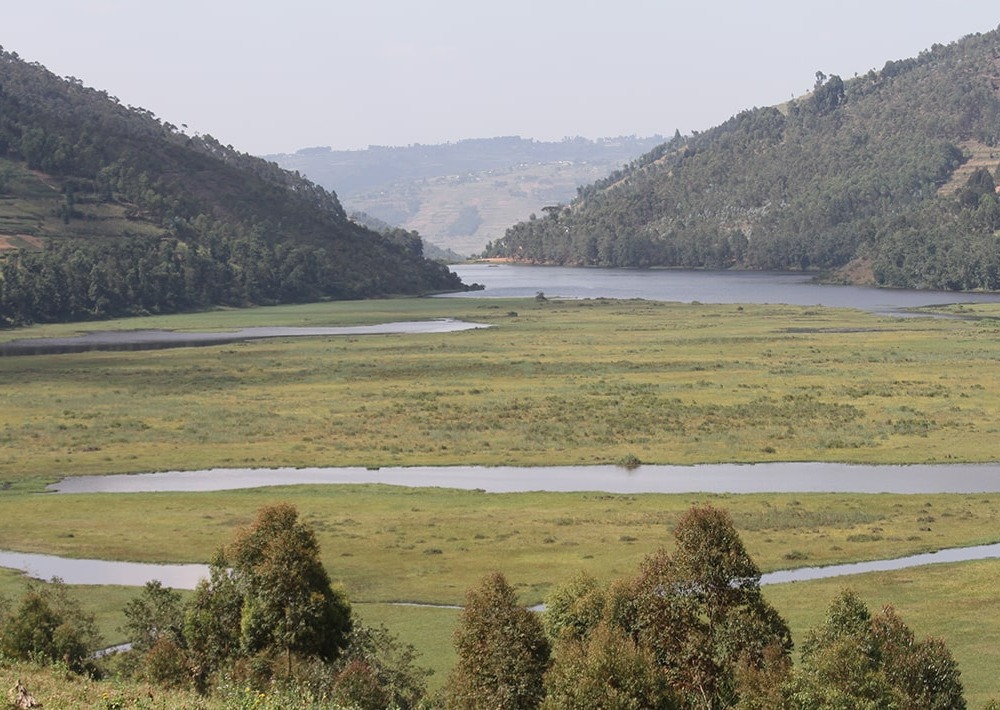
(6, 296, 1000, 701)
(4, 298, 1000, 482)
(2, 487, 999, 606)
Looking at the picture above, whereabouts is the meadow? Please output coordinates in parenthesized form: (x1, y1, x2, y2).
(3, 296, 1000, 704)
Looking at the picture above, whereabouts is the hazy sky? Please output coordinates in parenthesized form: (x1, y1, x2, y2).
(4, 2, 999, 156)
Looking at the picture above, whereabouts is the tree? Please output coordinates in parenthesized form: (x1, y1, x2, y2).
(542, 571, 606, 642)
(624, 505, 793, 709)
(184, 551, 242, 690)
(183, 504, 352, 687)
(228, 503, 353, 674)
(121, 580, 188, 686)
(445, 571, 551, 709)
(542, 621, 678, 709)
(122, 580, 185, 653)
(789, 590, 965, 709)
(0, 579, 101, 674)
(331, 621, 431, 710)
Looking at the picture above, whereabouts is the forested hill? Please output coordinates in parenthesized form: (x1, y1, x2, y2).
(484, 27, 1000, 291)
(0, 47, 466, 326)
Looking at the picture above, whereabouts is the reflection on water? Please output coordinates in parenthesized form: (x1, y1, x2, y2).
(0, 550, 208, 589)
(0, 319, 490, 356)
(48, 462, 1000, 495)
(443, 264, 1000, 315)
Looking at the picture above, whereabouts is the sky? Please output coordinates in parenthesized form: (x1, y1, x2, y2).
(4, 1, 999, 156)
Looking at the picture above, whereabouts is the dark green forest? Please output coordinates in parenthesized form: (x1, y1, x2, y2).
(0, 47, 467, 326)
(484, 27, 1000, 291)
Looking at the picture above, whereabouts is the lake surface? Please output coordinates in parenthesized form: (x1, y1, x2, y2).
(0, 319, 489, 356)
(48, 462, 1000, 495)
(443, 264, 1000, 315)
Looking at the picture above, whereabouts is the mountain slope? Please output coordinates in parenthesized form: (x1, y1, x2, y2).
(0, 47, 466, 325)
(484, 27, 1000, 291)
(268, 136, 666, 256)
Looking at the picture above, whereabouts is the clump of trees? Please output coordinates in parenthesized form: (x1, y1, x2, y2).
(116, 503, 429, 708)
(0, 579, 101, 675)
(0, 503, 971, 708)
(0, 47, 467, 327)
(444, 505, 967, 709)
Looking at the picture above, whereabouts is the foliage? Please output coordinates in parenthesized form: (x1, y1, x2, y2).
(541, 571, 606, 642)
(541, 621, 678, 709)
(224, 504, 352, 672)
(788, 589, 965, 709)
(444, 571, 551, 709)
(120, 580, 189, 686)
(0, 578, 101, 673)
(185, 552, 244, 690)
(122, 580, 185, 653)
(621, 506, 793, 709)
(329, 621, 431, 709)
(0, 48, 467, 326)
(483, 28, 1000, 291)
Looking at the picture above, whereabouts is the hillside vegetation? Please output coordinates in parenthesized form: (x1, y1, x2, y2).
(0, 47, 466, 326)
(484, 27, 1000, 291)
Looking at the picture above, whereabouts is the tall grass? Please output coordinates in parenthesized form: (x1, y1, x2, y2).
(3, 298, 1000, 482)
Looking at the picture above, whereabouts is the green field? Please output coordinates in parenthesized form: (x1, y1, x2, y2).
(4, 297, 1000, 483)
(4, 296, 1000, 704)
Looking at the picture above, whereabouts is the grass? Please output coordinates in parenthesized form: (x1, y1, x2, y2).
(3, 488, 1000, 605)
(4, 298, 1000, 483)
(6, 296, 1000, 702)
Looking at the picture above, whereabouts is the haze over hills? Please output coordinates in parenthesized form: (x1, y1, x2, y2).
(0, 47, 466, 326)
(485, 27, 1000, 292)
(267, 136, 666, 257)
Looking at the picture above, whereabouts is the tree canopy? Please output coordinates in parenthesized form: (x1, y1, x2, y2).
(484, 27, 1000, 292)
(445, 571, 551, 709)
(0, 48, 468, 326)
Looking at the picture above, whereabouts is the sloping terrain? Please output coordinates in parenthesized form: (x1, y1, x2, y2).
(484, 28, 1000, 291)
(270, 136, 666, 256)
(0, 49, 465, 324)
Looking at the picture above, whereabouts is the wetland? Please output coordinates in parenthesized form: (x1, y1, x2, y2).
(5, 283, 1000, 700)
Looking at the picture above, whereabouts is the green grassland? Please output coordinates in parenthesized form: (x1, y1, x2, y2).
(4, 297, 1000, 483)
(5, 296, 1000, 703)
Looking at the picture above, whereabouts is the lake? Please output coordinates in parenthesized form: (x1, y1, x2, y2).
(442, 264, 1000, 314)
(4, 541, 1000, 592)
(19, 463, 1000, 592)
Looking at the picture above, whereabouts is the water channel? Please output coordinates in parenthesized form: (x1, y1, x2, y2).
(6, 266, 1000, 591)
(0, 319, 489, 356)
(1, 463, 998, 590)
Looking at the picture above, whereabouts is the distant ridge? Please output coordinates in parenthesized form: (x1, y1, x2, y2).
(0, 47, 467, 325)
(484, 27, 1000, 292)
(268, 135, 666, 257)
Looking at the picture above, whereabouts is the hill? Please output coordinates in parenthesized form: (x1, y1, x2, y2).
(268, 135, 666, 257)
(0, 47, 467, 326)
(484, 27, 1000, 292)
